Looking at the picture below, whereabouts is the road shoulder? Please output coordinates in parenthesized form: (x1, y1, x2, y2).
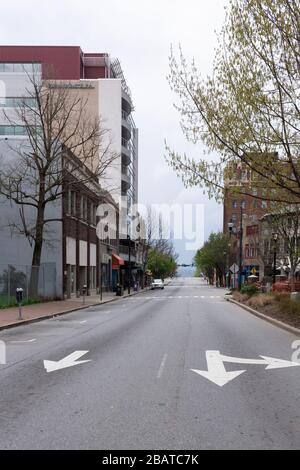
(227, 297, 300, 336)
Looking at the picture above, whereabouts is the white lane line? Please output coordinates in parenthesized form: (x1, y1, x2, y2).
(79, 321, 87, 324)
(9, 339, 37, 344)
(157, 354, 168, 379)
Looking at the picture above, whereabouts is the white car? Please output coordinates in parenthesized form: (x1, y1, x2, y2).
(151, 279, 164, 290)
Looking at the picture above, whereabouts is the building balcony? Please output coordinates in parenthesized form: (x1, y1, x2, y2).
(122, 138, 131, 166)
(122, 110, 132, 139)
(119, 241, 136, 262)
(122, 123, 131, 142)
(121, 170, 131, 192)
(122, 90, 132, 115)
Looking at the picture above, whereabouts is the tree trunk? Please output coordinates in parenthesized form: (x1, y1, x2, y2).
(29, 205, 45, 298)
(290, 268, 296, 293)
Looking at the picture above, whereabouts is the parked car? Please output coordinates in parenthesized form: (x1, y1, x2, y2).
(151, 279, 164, 290)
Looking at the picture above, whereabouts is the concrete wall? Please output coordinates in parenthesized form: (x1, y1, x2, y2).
(0, 139, 63, 298)
(98, 79, 122, 203)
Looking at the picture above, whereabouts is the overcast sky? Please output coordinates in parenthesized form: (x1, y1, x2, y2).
(0, 0, 228, 263)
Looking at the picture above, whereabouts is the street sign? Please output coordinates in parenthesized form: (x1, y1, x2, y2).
(230, 263, 239, 274)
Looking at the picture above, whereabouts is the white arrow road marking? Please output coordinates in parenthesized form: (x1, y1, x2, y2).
(191, 351, 246, 387)
(191, 350, 300, 387)
(43, 350, 91, 373)
(220, 353, 300, 370)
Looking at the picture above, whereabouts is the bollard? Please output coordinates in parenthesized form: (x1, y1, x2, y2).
(16, 287, 24, 320)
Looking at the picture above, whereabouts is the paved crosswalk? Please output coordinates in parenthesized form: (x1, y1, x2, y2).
(128, 295, 222, 300)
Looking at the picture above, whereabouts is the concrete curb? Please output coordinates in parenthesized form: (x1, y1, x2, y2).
(227, 297, 300, 336)
(0, 287, 152, 332)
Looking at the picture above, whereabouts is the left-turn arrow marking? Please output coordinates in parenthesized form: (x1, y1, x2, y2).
(43, 350, 91, 373)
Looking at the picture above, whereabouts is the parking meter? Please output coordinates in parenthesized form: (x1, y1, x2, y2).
(82, 284, 87, 305)
(16, 288, 23, 303)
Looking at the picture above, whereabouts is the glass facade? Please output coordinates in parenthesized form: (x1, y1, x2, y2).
(0, 97, 37, 108)
(0, 126, 27, 136)
(0, 63, 42, 73)
(0, 125, 42, 136)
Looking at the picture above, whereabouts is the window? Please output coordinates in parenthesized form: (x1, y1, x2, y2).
(252, 188, 258, 196)
(0, 63, 42, 73)
(246, 225, 259, 236)
(67, 190, 77, 216)
(0, 125, 27, 136)
(0, 97, 37, 108)
(90, 203, 97, 226)
(231, 213, 237, 222)
(261, 200, 268, 209)
(81, 196, 88, 221)
(71, 192, 76, 216)
(232, 200, 237, 209)
(90, 266, 96, 290)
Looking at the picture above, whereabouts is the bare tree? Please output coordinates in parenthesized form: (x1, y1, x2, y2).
(261, 206, 300, 290)
(0, 73, 118, 295)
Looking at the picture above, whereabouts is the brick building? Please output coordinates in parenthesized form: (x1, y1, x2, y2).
(223, 162, 272, 283)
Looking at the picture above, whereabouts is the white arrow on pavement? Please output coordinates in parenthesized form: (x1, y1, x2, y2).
(191, 350, 300, 387)
(220, 353, 300, 370)
(43, 350, 91, 373)
(191, 350, 246, 387)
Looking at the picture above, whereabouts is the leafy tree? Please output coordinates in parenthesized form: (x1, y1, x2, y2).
(167, 0, 300, 204)
(147, 248, 177, 279)
(194, 232, 230, 286)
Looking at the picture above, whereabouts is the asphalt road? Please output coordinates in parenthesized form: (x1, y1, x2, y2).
(0, 277, 300, 450)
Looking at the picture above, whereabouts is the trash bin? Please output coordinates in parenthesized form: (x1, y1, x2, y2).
(116, 285, 124, 296)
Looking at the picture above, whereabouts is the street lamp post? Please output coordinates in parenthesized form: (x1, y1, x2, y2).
(238, 204, 244, 291)
(272, 232, 279, 285)
(227, 220, 234, 288)
(127, 234, 131, 295)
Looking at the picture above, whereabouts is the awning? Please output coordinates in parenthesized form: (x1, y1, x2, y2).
(112, 254, 125, 269)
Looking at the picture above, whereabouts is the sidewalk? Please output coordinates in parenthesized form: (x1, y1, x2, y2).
(0, 288, 150, 331)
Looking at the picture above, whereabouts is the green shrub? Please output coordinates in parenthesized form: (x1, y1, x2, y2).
(240, 285, 259, 296)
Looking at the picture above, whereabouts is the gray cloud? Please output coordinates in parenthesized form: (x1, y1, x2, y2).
(0, 0, 227, 262)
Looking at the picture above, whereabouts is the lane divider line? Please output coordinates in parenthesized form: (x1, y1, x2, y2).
(157, 353, 168, 379)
